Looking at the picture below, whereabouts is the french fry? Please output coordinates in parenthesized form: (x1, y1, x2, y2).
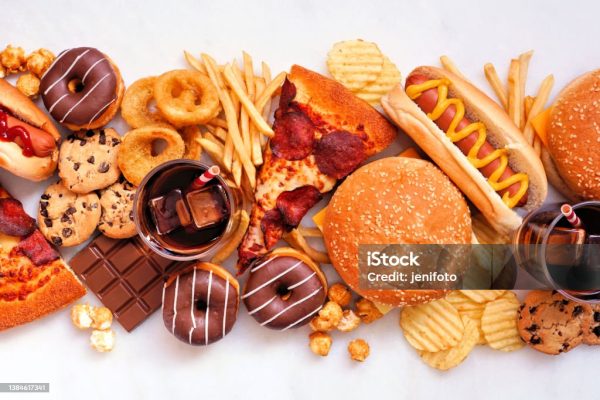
(212, 126, 228, 143)
(283, 229, 330, 264)
(484, 63, 508, 110)
(230, 62, 252, 158)
(202, 53, 256, 188)
(211, 210, 250, 265)
(523, 74, 554, 146)
(255, 71, 286, 120)
(524, 95, 535, 121)
(251, 77, 266, 165)
(223, 64, 274, 137)
(183, 51, 207, 75)
(298, 226, 323, 238)
(261, 62, 273, 119)
(440, 55, 467, 80)
(507, 59, 521, 128)
(208, 117, 228, 129)
(518, 51, 534, 130)
(231, 157, 242, 189)
(199, 138, 229, 173)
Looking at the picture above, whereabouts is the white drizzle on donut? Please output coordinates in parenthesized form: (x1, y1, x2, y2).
(171, 275, 180, 335)
(287, 272, 317, 290)
(204, 271, 213, 346)
(260, 287, 322, 327)
(190, 268, 197, 330)
(282, 304, 324, 331)
(48, 93, 69, 114)
(241, 261, 303, 299)
(43, 49, 90, 96)
(222, 276, 229, 338)
(40, 48, 72, 81)
(81, 58, 107, 84)
(85, 98, 115, 129)
(60, 73, 111, 123)
(250, 257, 271, 273)
(248, 295, 277, 316)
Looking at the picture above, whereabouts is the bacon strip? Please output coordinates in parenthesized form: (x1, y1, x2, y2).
(0, 198, 36, 237)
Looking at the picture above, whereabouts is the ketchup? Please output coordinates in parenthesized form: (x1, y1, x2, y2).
(0, 107, 34, 157)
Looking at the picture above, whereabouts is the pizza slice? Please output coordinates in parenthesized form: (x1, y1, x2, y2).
(237, 65, 397, 271)
(0, 186, 86, 331)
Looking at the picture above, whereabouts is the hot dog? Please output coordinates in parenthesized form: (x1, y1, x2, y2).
(382, 66, 547, 236)
(0, 79, 60, 181)
(405, 74, 527, 206)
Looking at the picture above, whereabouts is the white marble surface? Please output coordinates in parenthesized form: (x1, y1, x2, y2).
(1, 0, 599, 399)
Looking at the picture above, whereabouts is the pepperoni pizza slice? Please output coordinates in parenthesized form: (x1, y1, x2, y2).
(238, 65, 397, 271)
(0, 186, 85, 331)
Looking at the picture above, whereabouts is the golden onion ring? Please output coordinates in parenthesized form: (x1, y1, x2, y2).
(154, 70, 220, 127)
(179, 125, 203, 160)
(121, 76, 170, 128)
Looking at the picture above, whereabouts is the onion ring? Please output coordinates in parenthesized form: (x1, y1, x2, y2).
(121, 76, 170, 128)
(179, 125, 203, 160)
(154, 70, 220, 127)
(117, 125, 185, 186)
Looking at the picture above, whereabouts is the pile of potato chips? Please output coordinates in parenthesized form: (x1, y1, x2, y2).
(326, 39, 401, 106)
(400, 290, 523, 370)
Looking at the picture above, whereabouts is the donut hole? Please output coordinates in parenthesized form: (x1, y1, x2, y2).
(196, 298, 208, 311)
(151, 138, 168, 156)
(67, 78, 84, 94)
(276, 284, 292, 301)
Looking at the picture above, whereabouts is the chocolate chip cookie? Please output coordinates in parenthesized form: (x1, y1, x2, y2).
(583, 304, 600, 345)
(59, 128, 121, 194)
(98, 180, 137, 239)
(38, 181, 101, 247)
(518, 290, 589, 355)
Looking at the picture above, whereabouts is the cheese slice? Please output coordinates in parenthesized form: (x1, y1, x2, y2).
(397, 147, 421, 159)
(312, 207, 327, 232)
(531, 106, 553, 147)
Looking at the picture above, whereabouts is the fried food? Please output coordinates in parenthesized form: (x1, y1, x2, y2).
(154, 70, 220, 127)
(327, 40, 384, 91)
(179, 125, 202, 160)
(121, 76, 170, 128)
(117, 126, 185, 186)
(355, 56, 401, 105)
(481, 291, 524, 352)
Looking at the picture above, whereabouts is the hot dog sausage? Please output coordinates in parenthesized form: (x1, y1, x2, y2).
(406, 74, 527, 206)
(3, 113, 56, 157)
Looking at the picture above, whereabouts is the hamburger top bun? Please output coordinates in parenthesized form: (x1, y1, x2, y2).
(323, 157, 472, 306)
(548, 69, 600, 200)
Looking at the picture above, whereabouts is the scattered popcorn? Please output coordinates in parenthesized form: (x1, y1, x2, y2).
(25, 48, 55, 77)
(310, 301, 343, 331)
(337, 310, 361, 332)
(309, 332, 332, 357)
(347, 338, 370, 362)
(71, 304, 93, 329)
(1, 45, 26, 74)
(327, 283, 352, 307)
(16, 73, 40, 98)
(90, 329, 116, 353)
(90, 306, 113, 330)
(355, 298, 383, 324)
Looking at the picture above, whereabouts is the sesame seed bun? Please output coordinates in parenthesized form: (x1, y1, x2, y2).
(323, 157, 472, 306)
(547, 69, 600, 200)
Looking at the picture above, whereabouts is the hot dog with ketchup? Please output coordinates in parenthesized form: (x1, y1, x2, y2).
(0, 79, 60, 181)
(382, 66, 547, 235)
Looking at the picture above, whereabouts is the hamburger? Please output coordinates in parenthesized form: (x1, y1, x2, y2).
(322, 157, 472, 307)
(544, 69, 600, 200)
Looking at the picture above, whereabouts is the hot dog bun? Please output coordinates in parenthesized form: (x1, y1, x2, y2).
(546, 69, 600, 200)
(0, 79, 60, 181)
(382, 66, 547, 236)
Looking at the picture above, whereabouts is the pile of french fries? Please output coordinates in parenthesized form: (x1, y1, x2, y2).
(440, 52, 554, 157)
(184, 51, 286, 197)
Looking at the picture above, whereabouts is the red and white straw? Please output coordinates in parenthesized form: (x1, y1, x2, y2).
(561, 204, 583, 229)
(191, 165, 220, 189)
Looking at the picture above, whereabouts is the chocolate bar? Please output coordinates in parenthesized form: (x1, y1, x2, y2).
(70, 235, 187, 331)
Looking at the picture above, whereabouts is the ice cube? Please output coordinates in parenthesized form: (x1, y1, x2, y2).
(149, 189, 184, 235)
(185, 185, 229, 230)
(545, 227, 587, 266)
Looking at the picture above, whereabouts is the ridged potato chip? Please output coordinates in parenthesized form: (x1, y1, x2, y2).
(481, 291, 524, 352)
(355, 56, 401, 105)
(461, 290, 506, 304)
(400, 299, 464, 352)
(327, 40, 384, 91)
(445, 291, 486, 344)
(418, 316, 479, 370)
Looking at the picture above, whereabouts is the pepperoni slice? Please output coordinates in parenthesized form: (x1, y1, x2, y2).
(270, 112, 315, 160)
(16, 230, 59, 266)
(0, 198, 36, 237)
(279, 78, 297, 110)
(260, 209, 285, 249)
(276, 186, 322, 227)
(314, 131, 366, 179)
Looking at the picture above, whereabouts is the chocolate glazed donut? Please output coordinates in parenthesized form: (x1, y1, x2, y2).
(40, 47, 121, 129)
(163, 263, 239, 346)
(243, 248, 328, 330)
